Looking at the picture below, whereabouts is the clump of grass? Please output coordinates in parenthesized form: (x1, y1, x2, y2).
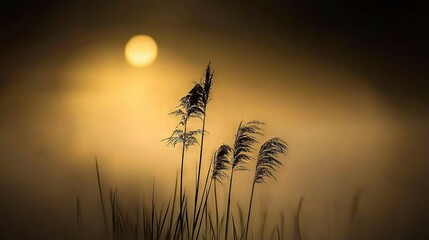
(71, 63, 300, 240)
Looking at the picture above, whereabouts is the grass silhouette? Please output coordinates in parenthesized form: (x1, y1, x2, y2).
(70, 63, 362, 240)
(225, 120, 263, 240)
(244, 137, 288, 240)
(192, 63, 213, 240)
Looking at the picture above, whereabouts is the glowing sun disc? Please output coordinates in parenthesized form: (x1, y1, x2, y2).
(125, 35, 158, 67)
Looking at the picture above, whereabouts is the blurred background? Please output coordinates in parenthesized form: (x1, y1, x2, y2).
(0, 1, 428, 239)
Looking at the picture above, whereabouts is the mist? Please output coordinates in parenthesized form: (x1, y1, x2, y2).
(1, 1, 428, 239)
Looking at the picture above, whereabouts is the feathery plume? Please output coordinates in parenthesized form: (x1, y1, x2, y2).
(212, 144, 232, 182)
(254, 137, 288, 183)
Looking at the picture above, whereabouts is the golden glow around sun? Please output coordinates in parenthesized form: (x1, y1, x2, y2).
(125, 35, 158, 67)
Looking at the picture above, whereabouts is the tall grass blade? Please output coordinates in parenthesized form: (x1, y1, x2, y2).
(208, 213, 217, 240)
(185, 201, 191, 240)
(268, 225, 279, 240)
(193, 161, 213, 238)
(214, 182, 219, 237)
(136, 206, 139, 240)
(232, 215, 238, 240)
(195, 177, 214, 240)
(167, 172, 179, 239)
(151, 180, 155, 239)
(76, 197, 82, 239)
(193, 63, 214, 235)
(293, 198, 304, 240)
(95, 157, 108, 234)
(226, 121, 263, 240)
(345, 189, 362, 240)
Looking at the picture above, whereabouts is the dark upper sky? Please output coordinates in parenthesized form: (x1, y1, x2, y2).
(0, 2, 428, 239)
(1, 1, 428, 109)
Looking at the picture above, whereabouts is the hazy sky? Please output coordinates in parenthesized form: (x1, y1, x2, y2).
(0, 1, 428, 239)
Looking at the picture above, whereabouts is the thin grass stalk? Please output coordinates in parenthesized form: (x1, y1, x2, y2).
(193, 161, 213, 234)
(205, 198, 208, 239)
(344, 189, 362, 240)
(173, 190, 187, 240)
(269, 225, 278, 240)
(110, 188, 117, 238)
(151, 180, 156, 240)
(244, 181, 256, 240)
(195, 178, 213, 240)
(224, 168, 235, 240)
(76, 197, 82, 239)
(193, 63, 213, 237)
(294, 198, 304, 240)
(155, 205, 161, 237)
(214, 181, 219, 235)
(179, 124, 187, 240)
(136, 207, 139, 240)
(232, 216, 238, 240)
(168, 172, 179, 239)
(193, 112, 206, 223)
(246, 137, 287, 239)
(208, 214, 217, 240)
(185, 201, 191, 240)
(157, 197, 171, 239)
(220, 215, 225, 235)
(196, 179, 213, 239)
(95, 157, 108, 234)
(226, 120, 263, 240)
(156, 204, 163, 238)
(192, 163, 213, 240)
(142, 197, 147, 239)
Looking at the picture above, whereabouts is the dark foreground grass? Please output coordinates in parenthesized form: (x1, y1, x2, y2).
(69, 63, 361, 240)
(74, 163, 361, 240)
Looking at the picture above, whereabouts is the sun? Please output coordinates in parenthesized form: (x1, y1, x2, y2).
(125, 35, 158, 67)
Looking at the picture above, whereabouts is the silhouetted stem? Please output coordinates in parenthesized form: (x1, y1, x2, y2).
(179, 123, 187, 240)
(224, 168, 235, 240)
(76, 197, 81, 238)
(192, 113, 206, 237)
(195, 179, 213, 240)
(214, 181, 219, 237)
(95, 158, 108, 234)
(193, 162, 213, 240)
(245, 181, 256, 240)
(295, 198, 304, 240)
